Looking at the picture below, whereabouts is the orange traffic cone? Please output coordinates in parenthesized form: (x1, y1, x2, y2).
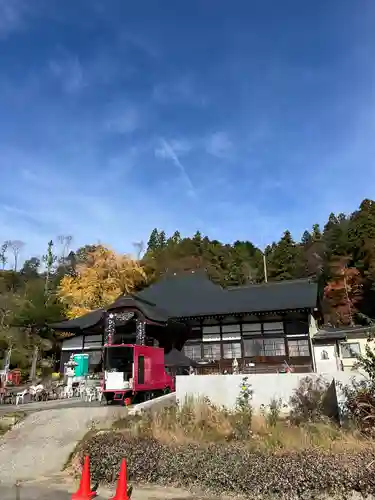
(110, 459, 132, 500)
(72, 456, 97, 500)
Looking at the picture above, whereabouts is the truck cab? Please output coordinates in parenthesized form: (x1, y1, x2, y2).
(103, 344, 174, 405)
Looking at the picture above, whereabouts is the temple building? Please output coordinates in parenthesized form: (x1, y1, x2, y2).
(52, 271, 320, 374)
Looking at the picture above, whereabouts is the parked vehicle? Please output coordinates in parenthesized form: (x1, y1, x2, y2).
(103, 344, 174, 405)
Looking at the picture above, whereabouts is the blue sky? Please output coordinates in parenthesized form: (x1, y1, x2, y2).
(0, 0, 375, 261)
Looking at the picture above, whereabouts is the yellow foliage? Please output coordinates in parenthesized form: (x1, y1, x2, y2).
(58, 245, 147, 318)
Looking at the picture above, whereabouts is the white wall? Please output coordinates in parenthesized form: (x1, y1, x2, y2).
(61, 334, 102, 351)
(61, 336, 83, 351)
(176, 372, 366, 410)
(314, 344, 341, 372)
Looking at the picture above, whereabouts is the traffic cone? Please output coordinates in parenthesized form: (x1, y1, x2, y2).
(110, 459, 131, 500)
(72, 455, 97, 500)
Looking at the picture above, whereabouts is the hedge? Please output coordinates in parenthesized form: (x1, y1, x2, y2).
(79, 432, 375, 499)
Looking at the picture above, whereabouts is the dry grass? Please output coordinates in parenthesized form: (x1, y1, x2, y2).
(112, 398, 371, 453)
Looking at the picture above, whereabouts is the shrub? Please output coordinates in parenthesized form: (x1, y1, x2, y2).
(232, 376, 253, 439)
(289, 376, 330, 425)
(110, 396, 366, 452)
(339, 378, 375, 435)
(260, 398, 286, 427)
(79, 432, 375, 498)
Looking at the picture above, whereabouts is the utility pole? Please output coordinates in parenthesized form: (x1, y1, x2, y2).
(263, 252, 268, 283)
(343, 270, 354, 326)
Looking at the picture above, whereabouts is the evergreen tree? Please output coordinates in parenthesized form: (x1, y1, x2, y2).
(21, 257, 41, 279)
(169, 231, 182, 246)
(312, 224, 322, 240)
(323, 212, 349, 258)
(158, 230, 167, 248)
(146, 228, 160, 252)
(348, 199, 375, 270)
(267, 231, 302, 280)
(193, 230, 202, 242)
(301, 230, 312, 246)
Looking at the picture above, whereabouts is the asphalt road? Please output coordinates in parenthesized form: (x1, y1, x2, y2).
(0, 484, 72, 500)
(0, 482, 198, 500)
(0, 484, 109, 499)
(0, 398, 104, 416)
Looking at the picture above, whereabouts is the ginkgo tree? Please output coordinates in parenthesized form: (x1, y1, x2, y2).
(57, 245, 147, 318)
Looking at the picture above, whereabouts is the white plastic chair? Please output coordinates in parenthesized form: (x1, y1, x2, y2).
(78, 381, 86, 399)
(96, 386, 103, 402)
(84, 387, 97, 402)
(63, 386, 74, 399)
(15, 389, 29, 405)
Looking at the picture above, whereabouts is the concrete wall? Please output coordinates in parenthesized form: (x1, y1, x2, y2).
(176, 372, 366, 411)
(129, 392, 176, 415)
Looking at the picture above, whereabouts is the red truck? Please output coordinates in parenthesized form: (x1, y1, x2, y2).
(102, 344, 174, 405)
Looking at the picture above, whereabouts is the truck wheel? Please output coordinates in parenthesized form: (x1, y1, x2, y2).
(163, 387, 171, 395)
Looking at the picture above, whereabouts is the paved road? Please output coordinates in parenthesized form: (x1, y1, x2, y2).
(0, 406, 125, 483)
(0, 480, 199, 500)
(0, 398, 104, 416)
(0, 484, 77, 499)
(0, 393, 175, 485)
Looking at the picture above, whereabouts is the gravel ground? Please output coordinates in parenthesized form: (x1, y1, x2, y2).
(0, 406, 125, 484)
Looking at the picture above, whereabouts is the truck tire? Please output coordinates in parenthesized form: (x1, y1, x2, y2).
(163, 387, 171, 395)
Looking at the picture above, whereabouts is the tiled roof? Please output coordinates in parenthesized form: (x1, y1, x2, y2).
(51, 272, 319, 333)
(107, 295, 169, 323)
(50, 309, 104, 332)
(138, 271, 318, 318)
(50, 296, 169, 332)
(314, 325, 375, 340)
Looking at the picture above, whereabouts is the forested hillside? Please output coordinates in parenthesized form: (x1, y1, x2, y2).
(1, 199, 375, 371)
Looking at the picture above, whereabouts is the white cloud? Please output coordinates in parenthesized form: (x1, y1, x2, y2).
(153, 76, 207, 106)
(105, 106, 142, 135)
(168, 139, 194, 156)
(155, 138, 196, 197)
(49, 55, 86, 94)
(204, 132, 233, 159)
(0, 0, 28, 38)
(1, 182, 161, 262)
(0, 147, 177, 260)
(123, 32, 160, 59)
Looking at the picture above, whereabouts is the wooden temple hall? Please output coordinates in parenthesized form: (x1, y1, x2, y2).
(52, 271, 320, 374)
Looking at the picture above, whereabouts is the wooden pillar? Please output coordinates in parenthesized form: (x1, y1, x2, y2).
(104, 313, 116, 345)
(136, 319, 146, 345)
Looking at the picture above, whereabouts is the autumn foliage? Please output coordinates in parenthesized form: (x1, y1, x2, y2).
(323, 258, 363, 326)
(57, 245, 147, 318)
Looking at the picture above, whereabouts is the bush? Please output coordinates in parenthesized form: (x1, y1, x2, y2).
(260, 398, 286, 427)
(233, 376, 253, 439)
(289, 376, 330, 425)
(111, 397, 365, 452)
(340, 378, 375, 435)
(79, 432, 375, 498)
